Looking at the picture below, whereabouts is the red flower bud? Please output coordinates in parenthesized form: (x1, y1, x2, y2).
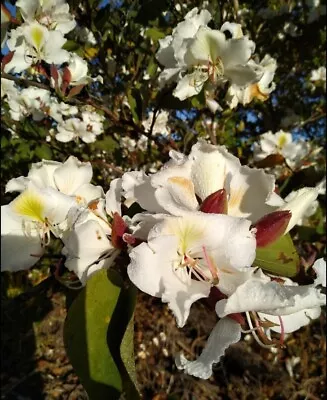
(50, 64, 59, 88)
(61, 67, 72, 95)
(1, 51, 15, 72)
(111, 212, 127, 249)
(253, 210, 291, 248)
(200, 189, 228, 214)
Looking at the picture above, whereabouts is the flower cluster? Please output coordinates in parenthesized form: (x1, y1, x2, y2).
(252, 130, 321, 173)
(2, 139, 324, 379)
(1, 0, 104, 144)
(156, 8, 276, 111)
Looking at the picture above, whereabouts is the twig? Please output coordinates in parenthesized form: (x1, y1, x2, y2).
(2, 72, 50, 90)
(176, 340, 194, 357)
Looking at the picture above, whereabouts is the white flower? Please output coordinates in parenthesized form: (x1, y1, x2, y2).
(120, 139, 277, 224)
(142, 110, 170, 136)
(6, 156, 104, 206)
(1, 183, 76, 271)
(283, 191, 319, 226)
(4, 22, 70, 73)
(49, 100, 79, 123)
(1, 78, 18, 99)
(16, 0, 76, 34)
(156, 7, 212, 87)
(61, 177, 125, 284)
(226, 55, 277, 109)
(277, 187, 320, 233)
(177, 259, 326, 379)
(6, 86, 51, 121)
(61, 218, 118, 285)
(253, 130, 311, 170)
(310, 66, 326, 90)
(81, 109, 105, 136)
(173, 25, 261, 100)
(128, 212, 256, 327)
(55, 117, 96, 143)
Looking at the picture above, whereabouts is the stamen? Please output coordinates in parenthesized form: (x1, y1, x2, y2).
(245, 312, 276, 349)
(278, 315, 285, 346)
(202, 245, 219, 283)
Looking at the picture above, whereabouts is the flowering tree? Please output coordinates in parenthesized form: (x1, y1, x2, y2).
(1, 0, 326, 398)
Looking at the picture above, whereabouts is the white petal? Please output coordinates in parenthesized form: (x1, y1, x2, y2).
(312, 258, 326, 287)
(227, 166, 275, 222)
(1, 205, 43, 271)
(105, 178, 122, 216)
(279, 187, 319, 233)
(173, 71, 206, 100)
(225, 64, 262, 87)
(189, 140, 240, 201)
(216, 279, 326, 318)
(6, 176, 30, 193)
(28, 159, 62, 189)
(128, 235, 210, 327)
(54, 156, 92, 195)
(186, 27, 227, 65)
(258, 307, 321, 334)
(62, 219, 116, 285)
(75, 183, 104, 204)
(176, 317, 241, 379)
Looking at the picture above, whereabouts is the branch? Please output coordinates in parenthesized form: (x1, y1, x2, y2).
(292, 112, 326, 129)
(2, 72, 50, 90)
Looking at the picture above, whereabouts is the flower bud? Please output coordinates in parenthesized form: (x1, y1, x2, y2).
(61, 67, 72, 95)
(253, 210, 291, 248)
(200, 189, 228, 214)
(111, 212, 127, 249)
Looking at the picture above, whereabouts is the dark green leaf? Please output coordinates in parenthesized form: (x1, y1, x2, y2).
(127, 88, 142, 123)
(35, 144, 53, 160)
(64, 269, 139, 400)
(64, 269, 123, 398)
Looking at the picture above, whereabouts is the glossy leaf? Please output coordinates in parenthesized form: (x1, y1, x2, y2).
(64, 269, 139, 399)
(254, 233, 300, 277)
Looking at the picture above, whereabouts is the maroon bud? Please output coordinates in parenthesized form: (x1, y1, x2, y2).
(1, 51, 15, 71)
(50, 64, 59, 88)
(61, 67, 72, 95)
(253, 210, 291, 248)
(200, 189, 228, 214)
(111, 212, 127, 249)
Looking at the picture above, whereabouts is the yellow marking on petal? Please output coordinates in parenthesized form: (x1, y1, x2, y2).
(249, 83, 269, 102)
(11, 190, 45, 222)
(228, 188, 245, 211)
(167, 218, 204, 255)
(168, 177, 195, 198)
(30, 26, 45, 50)
(75, 195, 84, 204)
(277, 133, 287, 148)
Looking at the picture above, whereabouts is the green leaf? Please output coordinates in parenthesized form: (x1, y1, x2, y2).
(35, 144, 53, 160)
(64, 269, 123, 398)
(254, 233, 300, 277)
(190, 90, 206, 109)
(94, 135, 119, 152)
(62, 40, 81, 52)
(107, 272, 140, 399)
(145, 28, 166, 41)
(127, 88, 142, 123)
